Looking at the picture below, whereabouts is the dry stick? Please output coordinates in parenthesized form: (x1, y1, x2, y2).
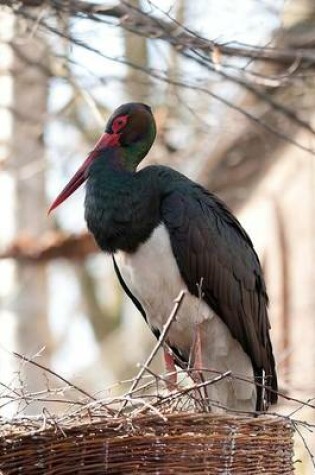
(141, 365, 205, 409)
(5, 0, 315, 66)
(0, 394, 87, 411)
(288, 397, 315, 418)
(0, 385, 86, 410)
(294, 422, 315, 471)
(12, 351, 96, 403)
(160, 371, 233, 406)
(141, 365, 233, 412)
(118, 290, 186, 414)
(16, 9, 315, 157)
(196, 366, 315, 411)
(129, 0, 315, 138)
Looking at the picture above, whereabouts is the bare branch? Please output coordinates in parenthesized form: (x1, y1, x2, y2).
(12, 350, 97, 403)
(12, 5, 315, 156)
(119, 290, 186, 413)
(0, 231, 98, 262)
(3, 0, 315, 66)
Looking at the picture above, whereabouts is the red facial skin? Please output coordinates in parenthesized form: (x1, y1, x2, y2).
(48, 115, 128, 214)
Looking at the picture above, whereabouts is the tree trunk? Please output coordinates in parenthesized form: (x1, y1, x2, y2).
(123, 0, 151, 103)
(9, 15, 51, 413)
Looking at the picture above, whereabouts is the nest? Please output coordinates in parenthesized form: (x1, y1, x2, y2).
(0, 325, 297, 474)
(0, 409, 294, 474)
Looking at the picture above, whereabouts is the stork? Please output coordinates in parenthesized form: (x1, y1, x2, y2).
(49, 103, 278, 412)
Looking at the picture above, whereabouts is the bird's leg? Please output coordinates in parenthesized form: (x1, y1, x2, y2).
(194, 325, 203, 373)
(190, 323, 209, 409)
(163, 348, 177, 391)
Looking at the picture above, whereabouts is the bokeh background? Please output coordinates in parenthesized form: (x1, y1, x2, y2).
(0, 0, 314, 471)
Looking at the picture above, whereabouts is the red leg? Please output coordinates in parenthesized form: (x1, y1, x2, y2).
(194, 325, 203, 372)
(163, 348, 177, 390)
(191, 325, 209, 408)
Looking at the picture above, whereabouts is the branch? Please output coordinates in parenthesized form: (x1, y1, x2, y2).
(3, 0, 315, 67)
(12, 350, 96, 402)
(12, 4, 315, 156)
(0, 231, 98, 262)
(119, 290, 186, 413)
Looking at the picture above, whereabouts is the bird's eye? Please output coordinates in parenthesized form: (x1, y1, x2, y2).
(112, 115, 128, 133)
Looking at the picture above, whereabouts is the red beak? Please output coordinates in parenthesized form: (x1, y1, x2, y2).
(48, 132, 119, 214)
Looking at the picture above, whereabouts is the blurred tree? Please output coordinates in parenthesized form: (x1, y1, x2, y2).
(0, 2, 314, 468)
(200, 0, 315, 389)
(124, 0, 151, 103)
(9, 13, 52, 412)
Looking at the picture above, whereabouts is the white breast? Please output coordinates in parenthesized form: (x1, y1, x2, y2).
(116, 223, 256, 411)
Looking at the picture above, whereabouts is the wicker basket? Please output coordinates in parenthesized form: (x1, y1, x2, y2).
(0, 411, 294, 474)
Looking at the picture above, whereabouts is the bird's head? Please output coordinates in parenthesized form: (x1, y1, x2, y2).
(48, 102, 156, 213)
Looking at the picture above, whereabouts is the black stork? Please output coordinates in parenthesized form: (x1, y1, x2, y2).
(49, 103, 278, 412)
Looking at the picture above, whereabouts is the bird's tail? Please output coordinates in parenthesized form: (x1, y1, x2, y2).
(255, 341, 278, 411)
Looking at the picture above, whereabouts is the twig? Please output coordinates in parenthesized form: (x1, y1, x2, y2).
(12, 350, 96, 402)
(159, 370, 232, 406)
(14, 9, 315, 156)
(294, 421, 315, 471)
(118, 290, 186, 414)
(197, 366, 315, 411)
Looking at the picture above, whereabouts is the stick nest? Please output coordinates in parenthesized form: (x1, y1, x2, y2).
(0, 406, 294, 474)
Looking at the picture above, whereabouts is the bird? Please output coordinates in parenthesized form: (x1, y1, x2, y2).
(49, 102, 278, 412)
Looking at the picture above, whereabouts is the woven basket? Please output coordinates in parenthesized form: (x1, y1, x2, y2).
(0, 411, 294, 474)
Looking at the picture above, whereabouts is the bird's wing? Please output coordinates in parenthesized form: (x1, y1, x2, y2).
(161, 187, 277, 405)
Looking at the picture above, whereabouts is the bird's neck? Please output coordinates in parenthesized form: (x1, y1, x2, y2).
(118, 117, 156, 170)
(84, 153, 160, 253)
(119, 142, 149, 172)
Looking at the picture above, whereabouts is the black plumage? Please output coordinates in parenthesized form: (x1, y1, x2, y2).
(50, 103, 278, 411)
(148, 165, 277, 409)
(110, 163, 277, 409)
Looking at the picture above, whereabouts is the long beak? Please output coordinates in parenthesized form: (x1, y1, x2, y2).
(48, 132, 119, 214)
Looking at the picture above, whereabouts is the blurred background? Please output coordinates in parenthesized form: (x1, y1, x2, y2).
(0, 0, 314, 471)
